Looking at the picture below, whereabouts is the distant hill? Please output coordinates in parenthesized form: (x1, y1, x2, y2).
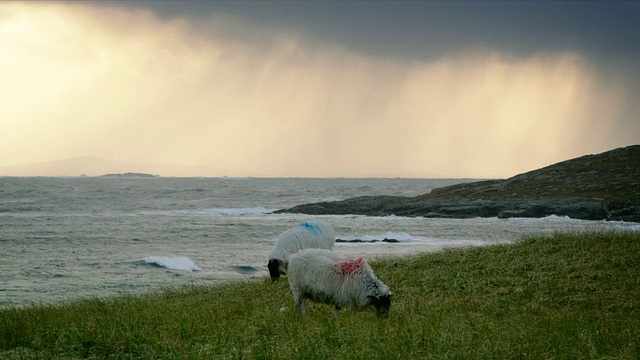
(0, 157, 226, 177)
(98, 172, 159, 178)
(276, 145, 640, 222)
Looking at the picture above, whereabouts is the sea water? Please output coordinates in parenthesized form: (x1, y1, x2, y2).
(1, 177, 637, 307)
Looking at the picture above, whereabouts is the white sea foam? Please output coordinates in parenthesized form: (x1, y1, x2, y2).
(140, 256, 203, 272)
(610, 221, 640, 231)
(468, 215, 575, 222)
(539, 215, 573, 221)
(413, 237, 492, 247)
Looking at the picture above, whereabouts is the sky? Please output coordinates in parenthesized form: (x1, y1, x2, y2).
(1, 1, 639, 178)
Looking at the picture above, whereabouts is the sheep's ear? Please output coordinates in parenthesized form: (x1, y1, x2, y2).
(369, 289, 392, 301)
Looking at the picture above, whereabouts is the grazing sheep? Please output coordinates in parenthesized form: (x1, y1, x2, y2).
(287, 248, 392, 317)
(267, 221, 335, 280)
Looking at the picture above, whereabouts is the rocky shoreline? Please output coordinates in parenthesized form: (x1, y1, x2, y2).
(275, 145, 640, 222)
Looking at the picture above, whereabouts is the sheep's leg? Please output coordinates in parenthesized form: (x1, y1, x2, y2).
(296, 298, 307, 317)
(292, 287, 307, 317)
(300, 299, 307, 317)
(334, 305, 341, 318)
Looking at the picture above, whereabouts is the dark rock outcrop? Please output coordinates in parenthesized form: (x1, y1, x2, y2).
(275, 145, 640, 222)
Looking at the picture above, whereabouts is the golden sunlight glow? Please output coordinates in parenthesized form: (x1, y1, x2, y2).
(0, 3, 631, 177)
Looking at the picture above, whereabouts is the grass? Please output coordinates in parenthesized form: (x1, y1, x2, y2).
(1, 230, 639, 359)
(417, 145, 640, 202)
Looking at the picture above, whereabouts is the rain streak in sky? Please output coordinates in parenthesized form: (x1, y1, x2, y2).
(1, 1, 639, 178)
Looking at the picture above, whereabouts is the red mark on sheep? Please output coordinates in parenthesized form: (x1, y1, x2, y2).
(339, 258, 365, 275)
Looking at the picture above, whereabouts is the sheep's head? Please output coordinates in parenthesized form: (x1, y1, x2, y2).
(268, 259, 282, 280)
(369, 292, 392, 317)
(268, 259, 288, 280)
(368, 287, 392, 317)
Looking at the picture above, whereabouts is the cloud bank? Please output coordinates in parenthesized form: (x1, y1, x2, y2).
(1, 3, 636, 177)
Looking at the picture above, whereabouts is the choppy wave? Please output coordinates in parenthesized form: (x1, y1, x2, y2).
(335, 232, 491, 248)
(230, 265, 260, 274)
(139, 207, 275, 217)
(336, 232, 414, 243)
(207, 207, 275, 216)
(138, 257, 203, 272)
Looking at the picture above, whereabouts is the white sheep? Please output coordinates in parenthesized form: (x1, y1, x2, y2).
(267, 221, 335, 280)
(287, 248, 392, 317)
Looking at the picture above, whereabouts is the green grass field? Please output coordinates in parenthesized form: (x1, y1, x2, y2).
(2, 230, 639, 359)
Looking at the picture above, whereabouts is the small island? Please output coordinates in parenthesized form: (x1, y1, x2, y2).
(98, 172, 159, 178)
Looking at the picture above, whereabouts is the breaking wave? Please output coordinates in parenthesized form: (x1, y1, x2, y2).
(138, 256, 203, 272)
(336, 232, 414, 243)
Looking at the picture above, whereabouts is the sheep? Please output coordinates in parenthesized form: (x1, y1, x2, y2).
(287, 248, 392, 317)
(267, 221, 335, 280)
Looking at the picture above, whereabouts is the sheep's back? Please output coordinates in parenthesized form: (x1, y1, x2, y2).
(269, 221, 335, 261)
(288, 249, 341, 295)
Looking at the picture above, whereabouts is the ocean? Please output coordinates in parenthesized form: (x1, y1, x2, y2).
(1, 177, 637, 307)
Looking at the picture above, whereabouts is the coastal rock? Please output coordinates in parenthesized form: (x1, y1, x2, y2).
(275, 145, 640, 222)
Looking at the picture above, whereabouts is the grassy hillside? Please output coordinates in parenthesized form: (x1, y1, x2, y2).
(419, 145, 640, 202)
(277, 145, 640, 221)
(1, 230, 639, 359)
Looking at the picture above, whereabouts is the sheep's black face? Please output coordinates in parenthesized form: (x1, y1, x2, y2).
(268, 259, 281, 280)
(369, 293, 392, 317)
